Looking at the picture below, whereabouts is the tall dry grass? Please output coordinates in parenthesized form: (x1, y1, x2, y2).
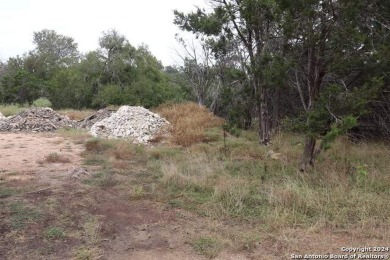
(150, 130, 390, 237)
(155, 102, 224, 146)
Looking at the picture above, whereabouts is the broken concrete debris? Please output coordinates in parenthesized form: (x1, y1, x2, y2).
(0, 106, 170, 144)
(0, 107, 77, 132)
(78, 109, 114, 129)
(90, 106, 169, 144)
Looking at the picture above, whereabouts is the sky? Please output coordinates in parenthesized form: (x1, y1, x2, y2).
(0, 0, 206, 66)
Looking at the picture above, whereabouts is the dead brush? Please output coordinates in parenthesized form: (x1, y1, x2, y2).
(41, 152, 71, 163)
(155, 102, 224, 146)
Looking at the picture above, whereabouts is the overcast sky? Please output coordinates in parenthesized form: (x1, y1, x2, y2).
(0, 0, 205, 66)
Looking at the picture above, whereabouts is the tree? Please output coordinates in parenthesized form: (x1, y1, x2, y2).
(174, 0, 286, 145)
(282, 0, 385, 171)
(48, 67, 93, 109)
(97, 29, 136, 89)
(0, 56, 43, 104)
(31, 29, 80, 79)
(175, 37, 221, 109)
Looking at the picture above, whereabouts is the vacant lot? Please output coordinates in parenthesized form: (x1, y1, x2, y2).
(1, 126, 389, 260)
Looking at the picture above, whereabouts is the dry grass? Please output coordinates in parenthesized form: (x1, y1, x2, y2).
(42, 153, 71, 163)
(149, 130, 390, 237)
(155, 102, 224, 146)
(57, 109, 95, 121)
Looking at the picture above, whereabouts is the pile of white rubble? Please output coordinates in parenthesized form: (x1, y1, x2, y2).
(90, 106, 169, 144)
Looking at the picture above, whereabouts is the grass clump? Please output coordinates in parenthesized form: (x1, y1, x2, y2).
(192, 236, 222, 258)
(44, 226, 65, 240)
(74, 247, 101, 260)
(43, 152, 71, 163)
(155, 102, 224, 146)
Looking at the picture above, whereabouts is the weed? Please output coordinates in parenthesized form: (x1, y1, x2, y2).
(192, 237, 222, 258)
(83, 217, 102, 245)
(44, 226, 65, 240)
(130, 185, 145, 200)
(74, 247, 101, 260)
(43, 152, 71, 163)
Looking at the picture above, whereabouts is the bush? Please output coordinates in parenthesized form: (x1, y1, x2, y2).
(32, 97, 52, 108)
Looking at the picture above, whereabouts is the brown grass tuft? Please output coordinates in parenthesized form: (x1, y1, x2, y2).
(111, 142, 136, 160)
(155, 102, 224, 146)
(43, 153, 71, 163)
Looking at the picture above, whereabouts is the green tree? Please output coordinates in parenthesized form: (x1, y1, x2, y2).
(31, 29, 79, 80)
(0, 56, 43, 104)
(281, 0, 385, 170)
(49, 67, 93, 109)
(174, 0, 286, 145)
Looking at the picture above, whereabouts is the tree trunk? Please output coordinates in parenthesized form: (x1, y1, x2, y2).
(259, 87, 270, 145)
(271, 86, 280, 134)
(300, 136, 316, 172)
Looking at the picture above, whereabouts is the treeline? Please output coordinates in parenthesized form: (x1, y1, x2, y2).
(0, 29, 190, 109)
(173, 0, 390, 170)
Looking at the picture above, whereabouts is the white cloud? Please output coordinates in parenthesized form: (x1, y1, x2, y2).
(0, 0, 205, 65)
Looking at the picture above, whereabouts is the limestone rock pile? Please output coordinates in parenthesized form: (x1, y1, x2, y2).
(0, 108, 77, 132)
(90, 106, 169, 144)
(78, 109, 115, 129)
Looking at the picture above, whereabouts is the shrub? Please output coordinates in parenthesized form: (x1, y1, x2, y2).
(32, 97, 52, 108)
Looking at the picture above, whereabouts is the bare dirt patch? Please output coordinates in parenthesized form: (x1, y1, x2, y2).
(0, 133, 84, 184)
